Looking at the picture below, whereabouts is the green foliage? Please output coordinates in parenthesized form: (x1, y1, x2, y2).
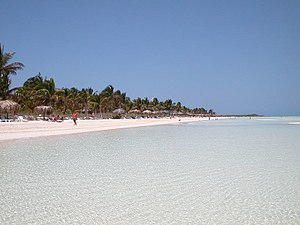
(3, 44, 211, 116)
(14, 74, 211, 115)
(0, 43, 24, 100)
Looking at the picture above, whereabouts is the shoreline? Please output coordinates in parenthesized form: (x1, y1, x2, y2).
(0, 117, 210, 143)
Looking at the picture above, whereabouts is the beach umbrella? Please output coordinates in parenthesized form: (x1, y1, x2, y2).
(129, 109, 141, 113)
(142, 110, 152, 114)
(112, 108, 126, 114)
(34, 106, 53, 120)
(81, 108, 92, 114)
(161, 110, 170, 114)
(0, 100, 21, 118)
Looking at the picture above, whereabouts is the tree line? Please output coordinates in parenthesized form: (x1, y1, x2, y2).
(0, 44, 214, 116)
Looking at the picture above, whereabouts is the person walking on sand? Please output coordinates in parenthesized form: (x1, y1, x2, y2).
(73, 112, 78, 125)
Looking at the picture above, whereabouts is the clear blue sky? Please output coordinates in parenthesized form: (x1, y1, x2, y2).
(1, 0, 299, 115)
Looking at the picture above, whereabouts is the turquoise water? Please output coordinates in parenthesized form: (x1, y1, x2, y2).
(1, 117, 300, 224)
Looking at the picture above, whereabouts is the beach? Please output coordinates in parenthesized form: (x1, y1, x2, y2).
(0, 117, 206, 142)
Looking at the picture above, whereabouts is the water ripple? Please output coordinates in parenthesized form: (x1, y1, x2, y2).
(1, 119, 300, 224)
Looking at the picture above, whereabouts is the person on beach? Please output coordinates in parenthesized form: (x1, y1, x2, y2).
(73, 112, 77, 125)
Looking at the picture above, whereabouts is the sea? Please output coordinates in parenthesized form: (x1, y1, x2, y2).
(1, 117, 300, 224)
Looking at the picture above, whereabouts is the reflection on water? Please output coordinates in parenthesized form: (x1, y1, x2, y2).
(1, 118, 300, 224)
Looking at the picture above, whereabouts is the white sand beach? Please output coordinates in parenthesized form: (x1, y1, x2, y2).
(0, 117, 209, 142)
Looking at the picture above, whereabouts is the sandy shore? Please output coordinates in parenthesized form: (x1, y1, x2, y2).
(0, 117, 208, 142)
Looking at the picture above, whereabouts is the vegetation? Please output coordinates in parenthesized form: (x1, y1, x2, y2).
(0, 44, 214, 117)
(0, 43, 24, 100)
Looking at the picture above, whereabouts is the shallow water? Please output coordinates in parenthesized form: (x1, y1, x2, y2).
(1, 117, 300, 224)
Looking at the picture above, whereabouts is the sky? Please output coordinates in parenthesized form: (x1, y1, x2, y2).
(1, 0, 299, 115)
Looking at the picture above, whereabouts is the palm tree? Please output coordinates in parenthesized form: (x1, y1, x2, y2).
(163, 99, 173, 110)
(132, 97, 143, 110)
(0, 44, 24, 100)
(66, 87, 81, 113)
(21, 74, 56, 108)
(7, 70, 212, 117)
(174, 102, 182, 112)
(99, 85, 122, 116)
(99, 85, 113, 115)
(141, 98, 150, 111)
(119, 92, 130, 111)
(148, 97, 159, 111)
(53, 88, 65, 114)
(14, 74, 62, 113)
(0, 72, 12, 100)
(208, 109, 215, 115)
(34, 76, 56, 106)
(14, 76, 42, 112)
(80, 88, 94, 116)
(59, 88, 72, 114)
(90, 92, 101, 114)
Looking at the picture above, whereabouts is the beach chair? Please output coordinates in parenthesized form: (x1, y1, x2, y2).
(1, 116, 13, 122)
(16, 116, 28, 122)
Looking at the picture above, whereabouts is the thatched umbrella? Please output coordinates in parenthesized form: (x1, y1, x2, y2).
(34, 106, 53, 120)
(112, 108, 126, 114)
(142, 110, 152, 114)
(0, 100, 20, 119)
(129, 109, 141, 113)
